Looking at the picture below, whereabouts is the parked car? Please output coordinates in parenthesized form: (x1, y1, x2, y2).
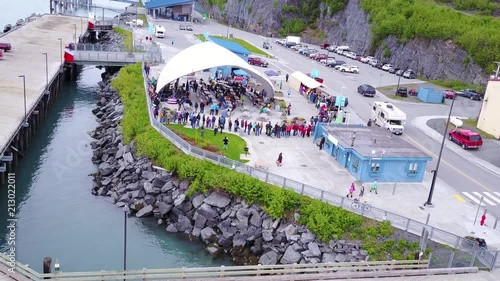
(3, 24, 12, 33)
(443, 90, 456, 99)
(276, 39, 286, 45)
(375, 62, 384, 69)
(448, 129, 483, 150)
(291, 44, 305, 51)
(369, 59, 379, 67)
(297, 47, 310, 53)
(338, 64, 360, 74)
(357, 84, 376, 97)
(321, 57, 335, 64)
(248, 57, 268, 67)
(303, 49, 318, 56)
(395, 69, 404, 76)
(320, 43, 331, 49)
(285, 42, 297, 48)
(0, 49, 3, 59)
(381, 64, 393, 71)
(388, 67, 400, 74)
(314, 54, 329, 61)
(263, 42, 270, 49)
(457, 89, 482, 100)
(186, 25, 193, 31)
(403, 70, 417, 79)
(309, 52, 321, 59)
(346, 52, 357, 59)
(327, 45, 337, 52)
(396, 87, 408, 97)
(179, 25, 186, 30)
(361, 56, 374, 63)
(327, 60, 345, 67)
(0, 42, 11, 52)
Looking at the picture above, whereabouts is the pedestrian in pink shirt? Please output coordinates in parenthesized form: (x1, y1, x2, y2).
(347, 183, 356, 198)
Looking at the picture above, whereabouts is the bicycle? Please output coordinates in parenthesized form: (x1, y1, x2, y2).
(351, 199, 372, 213)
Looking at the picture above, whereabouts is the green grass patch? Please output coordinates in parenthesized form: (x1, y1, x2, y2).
(211, 36, 272, 58)
(113, 27, 133, 52)
(463, 119, 497, 140)
(112, 63, 431, 261)
(387, 94, 406, 101)
(377, 86, 395, 91)
(138, 0, 144, 7)
(361, 0, 500, 73)
(194, 34, 206, 42)
(424, 79, 484, 93)
(167, 124, 249, 162)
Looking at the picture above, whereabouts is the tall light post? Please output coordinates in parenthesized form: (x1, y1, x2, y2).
(395, 59, 411, 94)
(424, 96, 456, 206)
(123, 205, 129, 280)
(73, 24, 77, 43)
(42, 53, 48, 93)
(18, 75, 28, 127)
(80, 17, 83, 37)
(58, 38, 63, 65)
(226, 24, 231, 38)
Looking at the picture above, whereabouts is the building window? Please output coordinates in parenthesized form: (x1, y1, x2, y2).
(370, 162, 380, 174)
(352, 158, 359, 169)
(408, 163, 418, 174)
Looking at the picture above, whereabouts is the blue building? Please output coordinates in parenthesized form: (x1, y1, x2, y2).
(313, 124, 432, 183)
(207, 36, 251, 77)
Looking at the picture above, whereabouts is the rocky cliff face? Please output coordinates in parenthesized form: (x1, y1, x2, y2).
(200, 0, 486, 85)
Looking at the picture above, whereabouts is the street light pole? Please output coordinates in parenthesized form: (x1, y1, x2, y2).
(395, 60, 411, 95)
(80, 17, 83, 37)
(42, 53, 48, 92)
(226, 24, 231, 38)
(58, 38, 63, 65)
(123, 205, 129, 281)
(424, 96, 456, 206)
(73, 24, 77, 43)
(18, 75, 28, 127)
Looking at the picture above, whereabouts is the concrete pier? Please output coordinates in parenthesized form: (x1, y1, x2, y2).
(0, 15, 85, 184)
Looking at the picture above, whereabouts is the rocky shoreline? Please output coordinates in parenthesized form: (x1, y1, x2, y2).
(89, 70, 369, 265)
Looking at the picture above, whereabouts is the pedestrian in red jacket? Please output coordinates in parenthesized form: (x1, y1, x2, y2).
(306, 124, 312, 137)
(292, 123, 299, 136)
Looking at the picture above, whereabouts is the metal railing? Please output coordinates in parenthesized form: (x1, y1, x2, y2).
(2, 253, 467, 281)
(140, 65, 499, 269)
(73, 51, 162, 64)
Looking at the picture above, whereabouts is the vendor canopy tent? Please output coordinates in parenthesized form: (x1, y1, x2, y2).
(156, 42, 275, 96)
(288, 71, 323, 91)
(233, 69, 248, 76)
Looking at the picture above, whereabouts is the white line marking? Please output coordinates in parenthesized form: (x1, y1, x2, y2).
(462, 192, 485, 206)
(484, 192, 500, 204)
(473, 192, 495, 206)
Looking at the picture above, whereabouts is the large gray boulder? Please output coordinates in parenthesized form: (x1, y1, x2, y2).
(203, 192, 231, 208)
(192, 194, 206, 209)
(262, 229, 274, 242)
(194, 213, 207, 228)
(300, 232, 315, 244)
(308, 242, 322, 257)
(197, 203, 218, 220)
(157, 202, 173, 217)
(200, 227, 217, 243)
(322, 252, 337, 263)
(280, 246, 302, 264)
(250, 211, 262, 227)
(136, 205, 153, 218)
(232, 233, 247, 247)
(175, 215, 192, 233)
(258, 251, 279, 265)
(161, 181, 175, 193)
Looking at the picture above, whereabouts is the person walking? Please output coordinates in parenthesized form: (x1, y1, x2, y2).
(359, 184, 365, 198)
(200, 126, 205, 137)
(347, 183, 356, 198)
(222, 136, 229, 150)
(285, 73, 289, 82)
(319, 136, 325, 150)
(287, 103, 291, 116)
(288, 89, 291, 96)
(276, 152, 283, 167)
(370, 179, 378, 194)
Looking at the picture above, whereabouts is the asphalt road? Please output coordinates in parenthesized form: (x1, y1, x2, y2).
(161, 20, 500, 218)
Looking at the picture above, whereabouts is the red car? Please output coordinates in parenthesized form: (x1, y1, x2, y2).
(444, 90, 456, 99)
(448, 129, 483, 149)
(0, 42, 11, 51)
(314, 54, 329, 61)
(247, 57, 268, 67)
(0, 50, 3, 58)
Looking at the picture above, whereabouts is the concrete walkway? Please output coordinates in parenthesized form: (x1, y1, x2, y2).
(135, 17, 500, 251)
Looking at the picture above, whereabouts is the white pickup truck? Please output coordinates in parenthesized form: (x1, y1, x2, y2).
(125, 19, 144, 27)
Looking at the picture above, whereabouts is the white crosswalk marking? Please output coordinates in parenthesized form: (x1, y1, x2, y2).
(462, 192, 485, 206)
(484, 192, 500, 204)
(473, 192, 496, 206)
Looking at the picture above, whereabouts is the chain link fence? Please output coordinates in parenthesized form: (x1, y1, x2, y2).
(141, 64, 499, 270)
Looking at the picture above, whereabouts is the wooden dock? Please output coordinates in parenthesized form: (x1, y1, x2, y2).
(0, 14, 82, 161)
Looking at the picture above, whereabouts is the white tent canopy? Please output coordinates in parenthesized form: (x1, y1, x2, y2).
(288, 71, 323, 91)
(156, 41, 275, 96)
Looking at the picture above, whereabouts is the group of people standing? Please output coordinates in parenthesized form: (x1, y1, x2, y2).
(346, 179, 378, 198)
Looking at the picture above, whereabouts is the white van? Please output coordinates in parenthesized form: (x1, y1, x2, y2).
(335, 45, 350, 54)
(154, 25, 165, 38)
